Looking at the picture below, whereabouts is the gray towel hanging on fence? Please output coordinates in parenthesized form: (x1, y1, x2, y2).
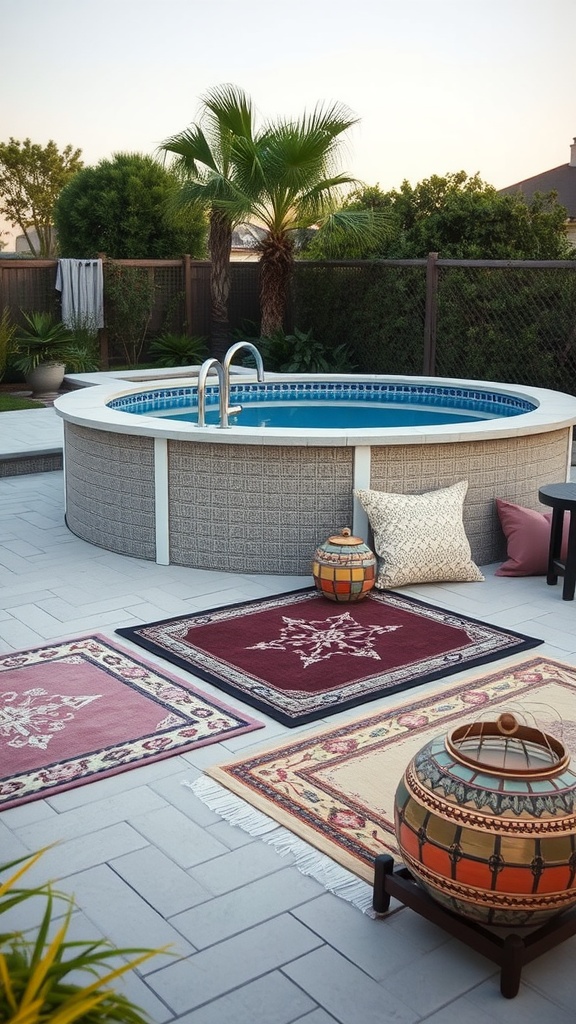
(55, 258, 104, 330)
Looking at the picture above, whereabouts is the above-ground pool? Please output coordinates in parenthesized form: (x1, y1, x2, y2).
(55, 373, 576, 575)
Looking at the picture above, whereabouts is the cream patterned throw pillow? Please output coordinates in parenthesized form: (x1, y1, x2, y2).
(354, 481, 484, 589)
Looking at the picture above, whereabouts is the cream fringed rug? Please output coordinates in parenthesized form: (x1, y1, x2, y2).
(187, 656, 576, 914)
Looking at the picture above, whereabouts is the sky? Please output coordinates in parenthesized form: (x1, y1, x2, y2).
(2, 0, 575, 247)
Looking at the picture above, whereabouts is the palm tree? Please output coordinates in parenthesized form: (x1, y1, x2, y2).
(224, 102, 383, 337)
(159, 85, 257, 357)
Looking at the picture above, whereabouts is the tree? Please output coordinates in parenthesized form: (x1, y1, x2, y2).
(0, 138, 83, 256)
(224, 103, 384, 336)
(307, 172, 572, 260)
(53, 152, 207, 259)
(159, 84, 257, 357)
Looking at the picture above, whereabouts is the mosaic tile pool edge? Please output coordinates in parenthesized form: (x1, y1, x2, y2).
(108, 381, 535, 419)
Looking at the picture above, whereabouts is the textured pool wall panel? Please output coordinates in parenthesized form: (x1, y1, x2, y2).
(62, 422, 571, 574)
(370, 428, 571, 567)
(64, 424, 156, 559)
(168, 442, 354, 573)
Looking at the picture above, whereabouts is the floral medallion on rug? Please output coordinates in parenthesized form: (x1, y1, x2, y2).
(0, 634, 263, 810)
(188, 656, 576, 911)
(117, 588, 542, 726)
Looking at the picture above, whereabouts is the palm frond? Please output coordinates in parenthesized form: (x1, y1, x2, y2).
(201, 83, 256, 142)
(314, 208, 393, 256)
(296, 100, 359, 139)
(159, 125, 219, 176)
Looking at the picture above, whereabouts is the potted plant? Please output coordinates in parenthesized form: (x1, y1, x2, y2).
(12, 311, 98, 397)
(1, 848, 164, 1023)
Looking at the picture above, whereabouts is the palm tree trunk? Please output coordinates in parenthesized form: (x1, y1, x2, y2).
(209, 210, 233, 359)
(259, 233, 294, 337)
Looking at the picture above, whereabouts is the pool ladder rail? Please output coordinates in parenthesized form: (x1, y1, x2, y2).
(196, 342, 265, 428)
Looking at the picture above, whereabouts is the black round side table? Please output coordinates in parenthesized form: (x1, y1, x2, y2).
(538, 482, 576, 600)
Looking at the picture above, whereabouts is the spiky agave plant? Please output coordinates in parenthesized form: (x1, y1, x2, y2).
(0, 850, 166, 1024)
(12, 312, 75, 375)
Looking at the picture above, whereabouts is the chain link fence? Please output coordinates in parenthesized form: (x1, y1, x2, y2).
(293, 262, 427, 374)
(434, 264, 576, 392)
(294, 258, 576, 393)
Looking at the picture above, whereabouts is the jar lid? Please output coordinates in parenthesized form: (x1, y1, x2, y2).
(446, 713, 569, 779)
(326, 527, 365, 547)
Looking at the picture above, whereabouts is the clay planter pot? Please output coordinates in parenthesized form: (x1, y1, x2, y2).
(25, 362, 66, 397)
(312, 527, 376, 602)
(394, 712, 576, 927)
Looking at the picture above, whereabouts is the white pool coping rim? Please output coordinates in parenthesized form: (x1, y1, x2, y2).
(57, 371, 576, 448)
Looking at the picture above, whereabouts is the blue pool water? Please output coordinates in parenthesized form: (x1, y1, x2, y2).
(163, 403, 483, 428)
(108, 381, 536, 429)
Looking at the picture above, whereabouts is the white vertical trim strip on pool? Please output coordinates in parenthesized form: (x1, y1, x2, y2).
(154, 437, 170, 565)
(352, 446, 371, 540)
(62, 441, 67, 516)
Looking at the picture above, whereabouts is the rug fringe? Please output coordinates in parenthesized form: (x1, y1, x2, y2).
(184, 776, 377, 916)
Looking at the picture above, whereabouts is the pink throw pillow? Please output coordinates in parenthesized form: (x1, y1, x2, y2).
(495, 498, 569, 577)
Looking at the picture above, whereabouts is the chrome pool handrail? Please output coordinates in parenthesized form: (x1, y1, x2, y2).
(223, 342, 265, 385)
(197, 344, 265, 428)
(196, 358, 230, 428)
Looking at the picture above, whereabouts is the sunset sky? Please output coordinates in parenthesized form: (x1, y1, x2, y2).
(2, 0, 575, 247)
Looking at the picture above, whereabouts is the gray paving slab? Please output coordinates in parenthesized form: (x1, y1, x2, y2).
(147, 915, 324, 1013)
(293, 894, 448, 981)
(283, 945, 418, 1024)
(14, 824, 150, 885)
(127, 804, 231, 868)
(377, 937, 498, 1014)
(56, 862, 195, 970)
(2, 438, 576, 1022)
(169, 971, 317, 1024)
(110, 846, 213, 917)
(189, 837, 299, 896)
(13, 788, 168, 846)
(171, 866, 323, 947)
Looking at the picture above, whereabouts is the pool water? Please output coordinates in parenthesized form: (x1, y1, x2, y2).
(162, 402, 485, 428)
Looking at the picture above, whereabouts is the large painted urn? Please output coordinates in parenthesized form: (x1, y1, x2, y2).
(394, 712, 576, 927)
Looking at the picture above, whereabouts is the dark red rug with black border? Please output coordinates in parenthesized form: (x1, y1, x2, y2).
(116, 589, 542, 727)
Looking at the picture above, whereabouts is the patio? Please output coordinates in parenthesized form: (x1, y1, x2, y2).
(2, 406, 576, 1023)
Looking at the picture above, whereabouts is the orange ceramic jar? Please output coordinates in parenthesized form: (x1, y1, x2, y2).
(394, 713, 576, 927)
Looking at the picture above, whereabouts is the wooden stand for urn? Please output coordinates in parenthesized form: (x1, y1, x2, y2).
(312, 528, 376, 602)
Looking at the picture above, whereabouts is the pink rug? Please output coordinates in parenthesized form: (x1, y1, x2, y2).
(0, 634, 263, 809)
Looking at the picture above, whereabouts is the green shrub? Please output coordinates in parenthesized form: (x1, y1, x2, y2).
(148, 332, 208, 367)
(105, 264, 156, 367)
(0, 308, 17, 382)
(243, 326, 356, 373)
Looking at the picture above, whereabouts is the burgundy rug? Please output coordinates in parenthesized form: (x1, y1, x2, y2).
(116, 589, 542, 726)
(0, 634, 263, 810)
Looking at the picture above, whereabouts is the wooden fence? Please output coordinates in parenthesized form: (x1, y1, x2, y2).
(0, 256, 261, 367)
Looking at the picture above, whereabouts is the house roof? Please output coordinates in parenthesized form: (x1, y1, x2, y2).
(231, 222, 266, 250)
(498, 140, 576, 219)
